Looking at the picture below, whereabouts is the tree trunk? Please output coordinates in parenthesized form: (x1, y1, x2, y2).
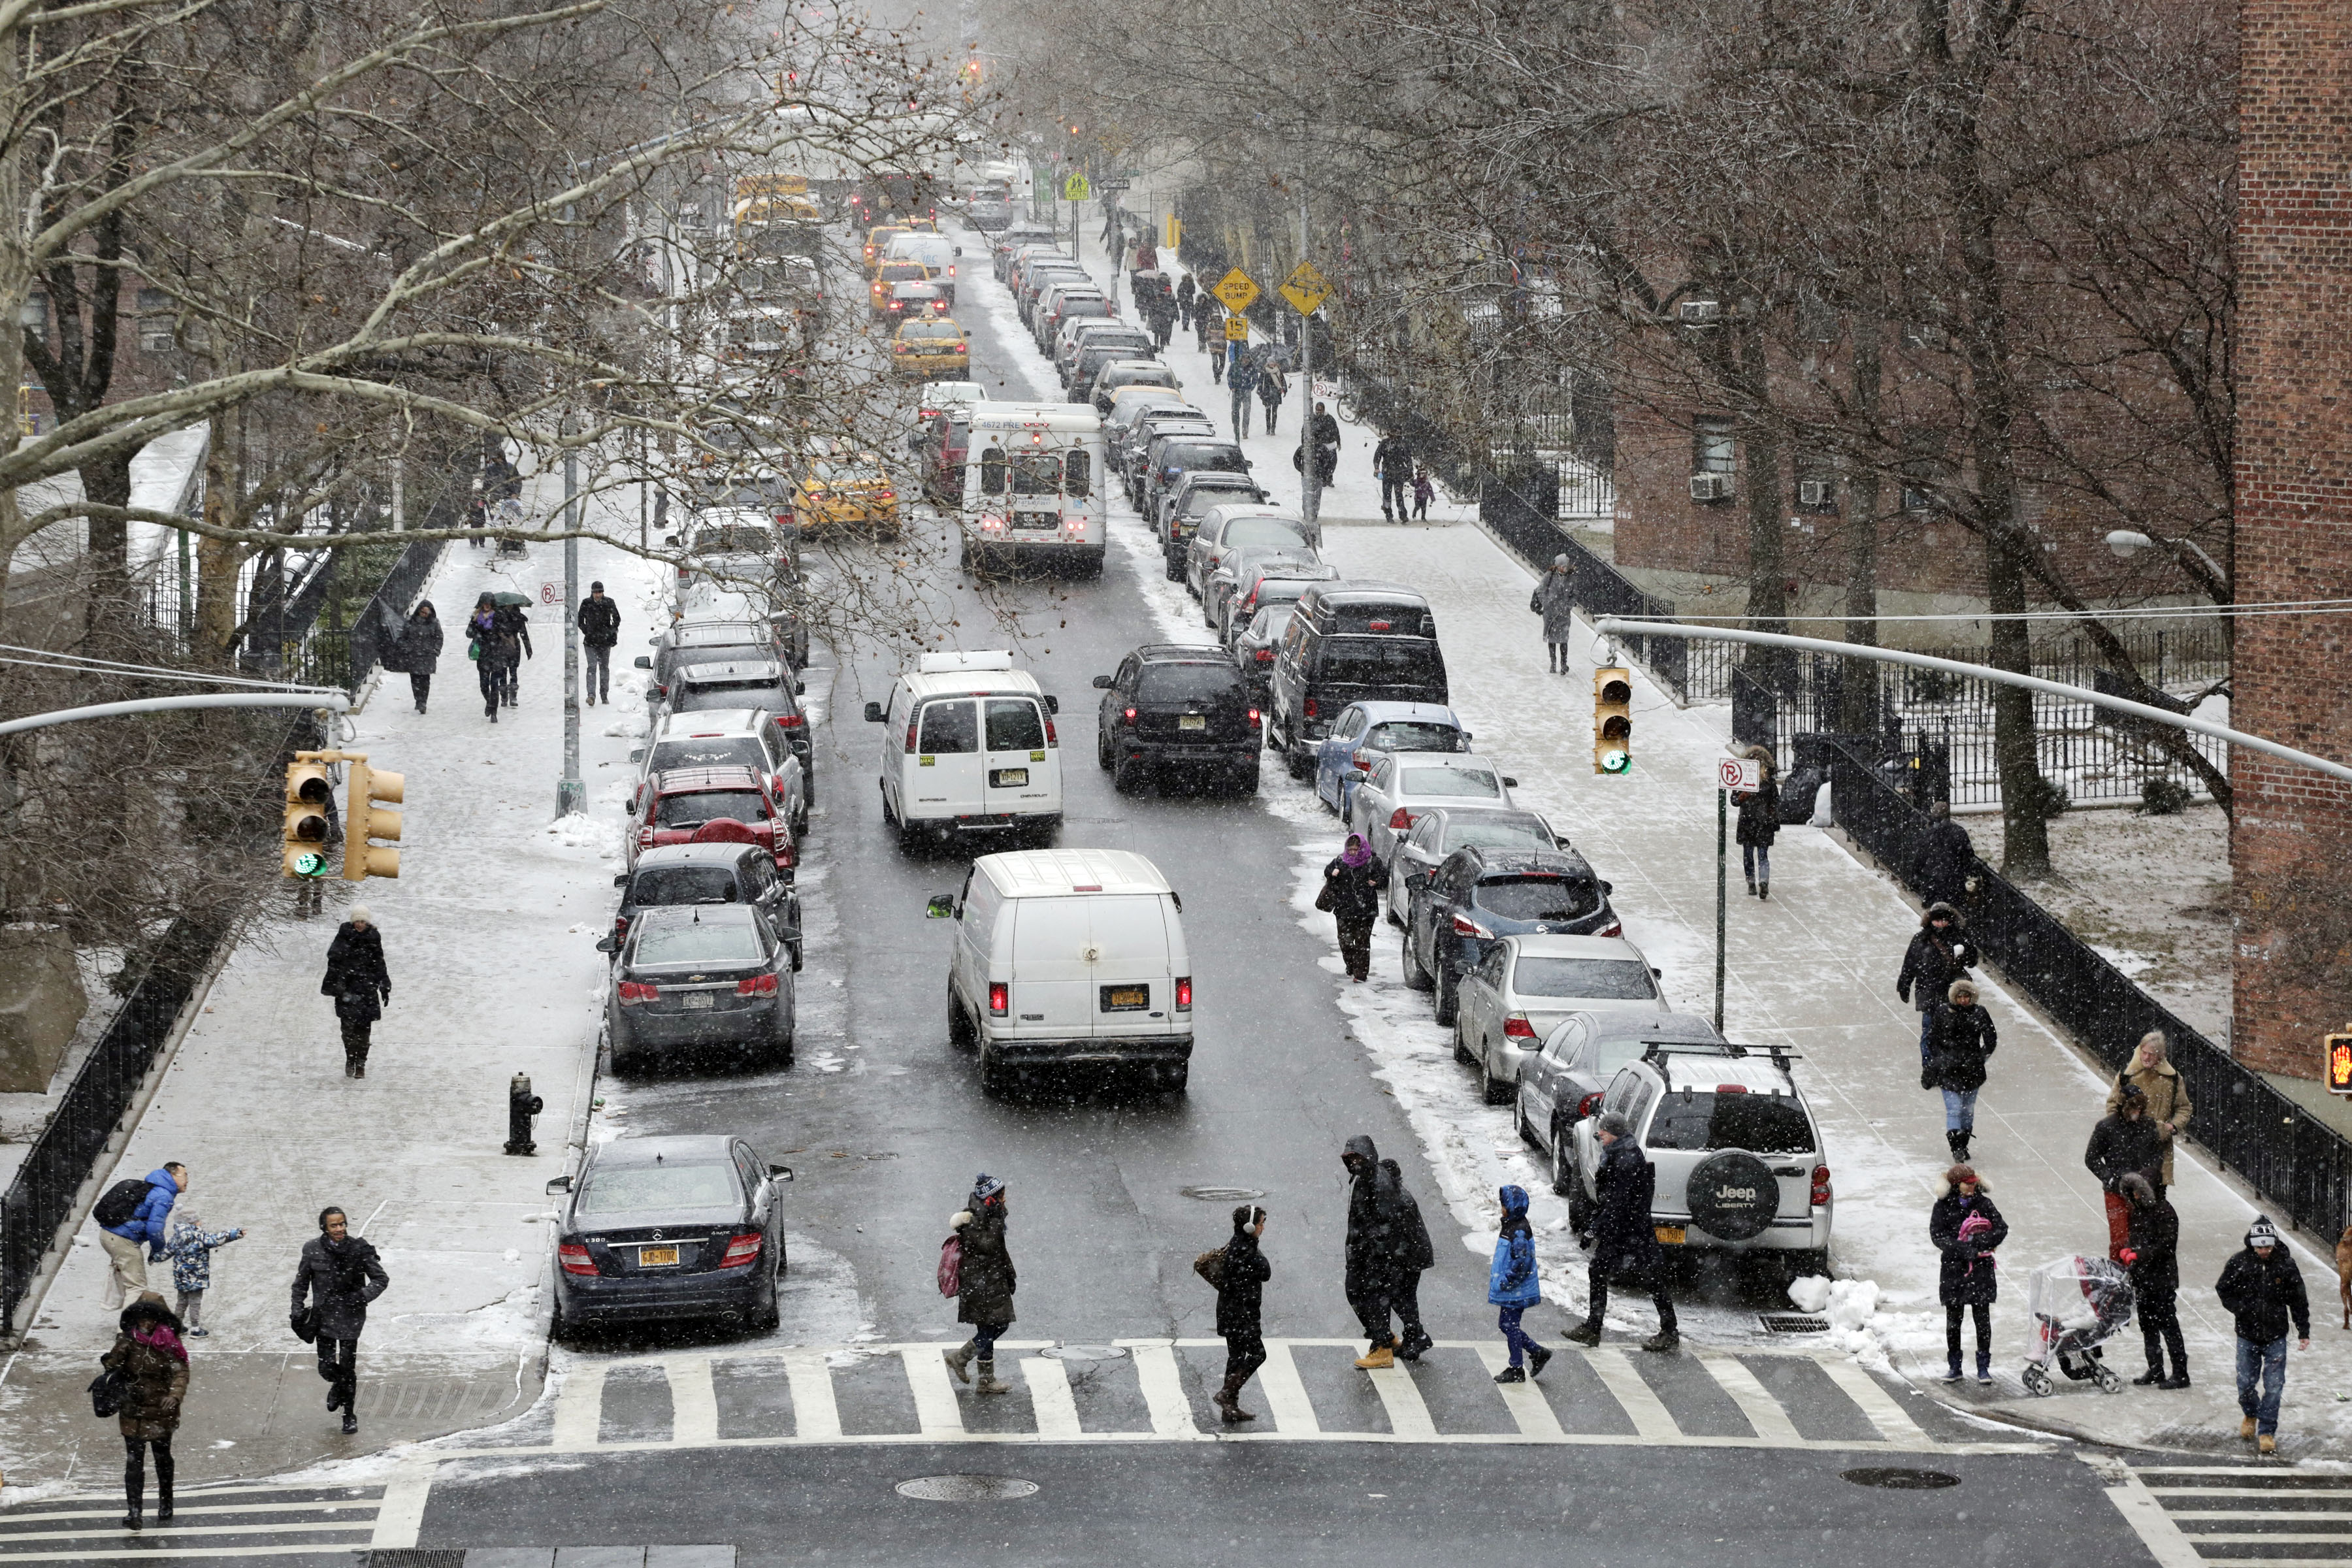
(80, 449, 135, 643)
(1841, 287, 1884, 736)
(194, 414, 241, 661)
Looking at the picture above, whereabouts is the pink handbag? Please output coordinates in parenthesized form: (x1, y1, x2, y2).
(937, 1234, 963, 1298)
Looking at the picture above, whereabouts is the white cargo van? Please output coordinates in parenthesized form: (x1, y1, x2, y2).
(863, 651, 1063, 849)
(927, 847, 1193, 1092)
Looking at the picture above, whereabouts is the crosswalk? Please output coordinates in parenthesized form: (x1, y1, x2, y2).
(2128, 1467, 2352, 1567)
(0, 1483, 387, 1563)
(445, 1338, 2041, 1458)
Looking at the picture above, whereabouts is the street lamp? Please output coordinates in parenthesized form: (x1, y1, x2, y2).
(2104, 529, 2229, 596)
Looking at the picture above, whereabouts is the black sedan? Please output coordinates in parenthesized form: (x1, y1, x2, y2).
(606, 904, 796, 1073)
(1401, 845, 1620, 1024)
(602, 842, 802, 972)
(547, 1134, 792, 1337)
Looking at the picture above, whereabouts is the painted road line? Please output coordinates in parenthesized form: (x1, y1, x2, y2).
(2107, 1472, 2214, 1568)
(1695, 1350, 1803, 1445)
(666, 1356, 720, 1446)
(1021, 1355, 1083, 1437)
(784, 1350, 842, 1440)
(551, 1361, 607, 1448)
(1120, 1339, 1201, 1437)
(1470, 1345, 1563, 1438)
(1816, 1357, 1933, 1446)
(1579, 1347, 1679, 1441)
(369, 1460, 435, 1549)
(1365, 1364, 1437, 1438)
(1255, 1341, 1321, 1435)
(900, 1345, 966, 1436)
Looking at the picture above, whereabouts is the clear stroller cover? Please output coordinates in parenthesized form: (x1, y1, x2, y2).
(2025, 1254, 2136, 1369)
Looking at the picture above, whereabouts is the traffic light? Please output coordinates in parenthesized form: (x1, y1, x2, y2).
(283, 759, 333, 878)
(1593, 666, 1633, 774)
(343, 759, 404, 880)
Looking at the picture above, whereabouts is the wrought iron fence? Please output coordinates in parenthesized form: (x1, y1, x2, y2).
(1821, 735, 2351, 1243)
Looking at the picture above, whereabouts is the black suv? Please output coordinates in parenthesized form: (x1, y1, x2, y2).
(1401, 846, 1618, 1023)
(1269, 583, 1448, 772)
(1092, 645, 1263, 794)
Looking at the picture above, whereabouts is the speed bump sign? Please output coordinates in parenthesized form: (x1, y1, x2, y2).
(1212, 268, 1260, 313)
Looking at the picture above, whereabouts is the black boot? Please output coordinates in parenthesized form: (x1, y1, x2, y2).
(1945, 1129, 1967, 1162)
(2132, 1365, 2166, 1386)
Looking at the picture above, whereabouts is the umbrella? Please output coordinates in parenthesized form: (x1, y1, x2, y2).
(491, 591, 532, 608)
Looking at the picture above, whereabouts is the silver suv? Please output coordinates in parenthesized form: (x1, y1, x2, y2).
(1567, 1041, 1831, 1279)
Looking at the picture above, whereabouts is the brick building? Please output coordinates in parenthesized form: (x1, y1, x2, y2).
(2229, 0, 2352, 1084)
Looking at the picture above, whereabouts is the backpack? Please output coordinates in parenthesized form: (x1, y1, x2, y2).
(93, 1179, 150, 1231)
(89, 1365, 127, 1418)
(936, 1235, 962, 1298)
(1192, 1248, 1226, 1290)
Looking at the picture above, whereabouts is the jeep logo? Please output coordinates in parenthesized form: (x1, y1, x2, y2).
(1716, 1186, 1758, 1201)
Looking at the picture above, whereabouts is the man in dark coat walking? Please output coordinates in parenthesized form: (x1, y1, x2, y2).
(1212, 1205, 1272, 1424)
(1341, 1135, 1405, 1367)
(291, 1207, 389, 1434)
(1565, 1115, 1678, 1352)
(2119, 1173, 2187, 1388)
(1372, 431, 1414, 522)
(1382, 1155, 1437, 1361)
(1896, 902, 1976, 1068)
(321, 908, 391, 1078)
(1175, 272, 1196, 331)
(944, 1174, 1017, 1396)
(1228, 349, 1260, 439)
(399, 602, 442, 714)
(1911, 802, 1976, 909)
(576, 581, 621, 706)
(2215, 1215, 2309, 1454)
(1321, 833, 1384, 982)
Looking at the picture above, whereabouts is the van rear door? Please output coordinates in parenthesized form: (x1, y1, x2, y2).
(910, 698, 983, 820)
(981, 697, 1054, 815)
(1009, 897, 1094, 1034)
(1086, 895, 1175, 1036)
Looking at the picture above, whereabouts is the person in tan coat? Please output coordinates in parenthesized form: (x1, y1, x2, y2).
(103, 1292, 189, 1532)
(2106, 1031, 2193, 1187)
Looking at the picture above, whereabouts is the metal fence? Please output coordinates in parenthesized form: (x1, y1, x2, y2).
(1820, 734, 2351, 1243)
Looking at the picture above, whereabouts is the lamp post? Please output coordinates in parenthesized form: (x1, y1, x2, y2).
(2104, 529, 2230, 600)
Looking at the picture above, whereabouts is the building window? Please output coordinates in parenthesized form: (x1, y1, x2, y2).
(1901, 431, 1946, 513)
(1794, 459, 1838, 512)
(20, 294, 47, 347)
(1691, 417, 1735, 475)
(137, 288, 174, 354)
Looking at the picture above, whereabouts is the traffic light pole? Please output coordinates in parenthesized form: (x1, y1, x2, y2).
(557, 427, 585, 819)
(0, 690, 348, 738)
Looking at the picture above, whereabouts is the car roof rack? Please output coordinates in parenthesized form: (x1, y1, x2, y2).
(1640, 1040, 1803, 1068)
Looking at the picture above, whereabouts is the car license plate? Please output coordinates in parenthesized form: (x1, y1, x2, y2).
(1013, 511, 1057, 529)
(1654, 1226, 1686, 1245)
(681, 992, 715, 1011)
(989, 768, 1029, 788)
(1179, 714, 1206, 730)
(1102, 985, 1148, 1011)
(638, 1245, 679, 1267)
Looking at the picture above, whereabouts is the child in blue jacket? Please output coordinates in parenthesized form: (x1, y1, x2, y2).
(164, 1209, 245, 1336)
(1490, 1184, 1551, 1382)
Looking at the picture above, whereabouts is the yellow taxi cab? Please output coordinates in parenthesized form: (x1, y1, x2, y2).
(793, 455, 902, 537)
(868, 260, 932, 317)
(862, 225, 912, 269)
(892, 318, 970, 378)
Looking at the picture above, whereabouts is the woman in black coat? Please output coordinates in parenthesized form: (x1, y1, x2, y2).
(1925, 977, 1997, 1162)
(1321, 832, 1384, 983)
(400, 602, 443, 715)
(1897, 902, 1977, 1069)
(1735, 746, 1781, 899)
(291, 1207, 389, 1433)
(944, 1175, 1016, 1396)
(2119, 1172, 2187, 1388)
(321, 908, 391, 1078)
(1928, 1165, 2006, 1383)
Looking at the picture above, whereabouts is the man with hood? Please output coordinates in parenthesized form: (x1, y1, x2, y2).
(1212, 1205, 1272, 1424)
(1532, 554, 1575, 674)
(1911, 801, 1976, 909)
(290, 1206, 389, 1435)
(99, 1163, 186, 1310)
(2215, 1215, 2310, 1455)
(944, 1174, 1016, 1396)
(321, 907, 391, 1079)
(1341, 1135, 1405, 1367)
(1488, 1185, 1550, 1382)
(399, 601, 442, 713)
(1383, 1154, 1437, 1361)
(1564, 1114, 1678, 1352)
(1896, 902, 1976, 1067)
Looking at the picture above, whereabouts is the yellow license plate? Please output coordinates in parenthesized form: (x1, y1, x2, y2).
(1179, 715, 1206, 730)
(1654, 1226, 1686, 1245)
(1106, 987, 1147, 1008)
(638, 1245, 679, 1267)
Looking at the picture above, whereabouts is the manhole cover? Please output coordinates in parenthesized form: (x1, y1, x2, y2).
(1842, 1467, 1960, 1490)
(896, 1475, 1041, 1503)
(1759, 1313, 1830, 1334)
(1181, 1185, 1267, 1201)
(1041, 1343, 1128, 1362)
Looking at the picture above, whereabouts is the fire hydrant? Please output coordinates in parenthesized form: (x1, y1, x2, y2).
(505, 1072, 544, 1156)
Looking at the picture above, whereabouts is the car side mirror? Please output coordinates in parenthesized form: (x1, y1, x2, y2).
(769, 1164, 794, 1181)
(1091, 674, 1113, 689)
(633, 656, 653, 669)
(612, 872, 630, 887)
(864, 701, 886, 722)
(1651, 967, 1663, 978)
(594, 935, 615, 953)
(629, 748, 646, 763)
(925, 892, 956, 919)
(1044, 694, 1060, 713)
(1601, 881, 1614, 896)
(544, 1175, 572, 1195)
(795, 679, 808, 695)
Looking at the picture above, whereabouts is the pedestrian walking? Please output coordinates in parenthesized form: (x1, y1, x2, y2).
(1228, 350, 1260, 439)
(1911, 801, 1977, 911)
(95, 1164, 186, 1311)
(289, 1207, 389, 1435)
(103, 1293, 188, 1532)
(2117, 1173, 2187, 1389)
(1384, 1154, 1436, 1360)
(2106, 1031, 2192, 1188)
(400, 602, 442, 714)
(2217, 1215, 2309, 1454)
(1341, 1135, 1404, 1367)
(1734, 744, 1780, 899)
(1488, 1184, 1552, 1383)
(2086, 1085, 2165, 1258)
(1198, 301, 1223, 369)
(576, 581, 621, 706)
(1531, 554, 1575, 674)
(163, 1209, 244, 1337)
(1924, 977, 1997, 1163)
(1175, 272, 1197, 331)
(1372, 431, 1414, 521)
(1896, 902, 1977, 1068)
(466, 592, 532, 718)
(1412, 466, 1433, 522)
(943, 1174, 1016, 1396)
(1318, 832, 1383, 983)
(321, 907, 391, 1078)
(1304, 402, 1341, 495)
(1928, 1164, 2006, 1383)
(1256, 356, 1287, 436)
(1563, 1114, 1679, 1352)
(1151, 289, 1177, 351)
(1209, 1205, 1271, 1424)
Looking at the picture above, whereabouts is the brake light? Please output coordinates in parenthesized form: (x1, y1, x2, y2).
(1123, 706, 1137, 725)
(1451, 912, 1491, 939)
(612, 915, 629, 943)
(1175, 975, 1192, 1009)
(636, 826, 655, 848)
(721, 1232, 763, 1267)
(1503, 1013, 1536, 1039)
(1354, 751, 1372, 770)
(988, 981, 1009, 1016)
(737, 973, 780, 996)
(904, 719, 918, 753)
(1248, 708, 1262, 727)
(772, 713, 804, 729)
(1045, 716, 1058, 747)
(1254, 649, 1273, 663)
(1812, 1165, 1833, 1205)
(1595, 921, 1622, 938)
(1577, 1092, 1605, 1119)
(559, 1243, 597, 1276)
(617, 981, 659, 1004)
(1388, 808, 1412, 830)
(774, 838, 795, 869)
(1716, 1083, 1749, 1094)
(894, 341, 912, 353)
(877, 489, 896, 501)
(1305, 698, 1319, 719)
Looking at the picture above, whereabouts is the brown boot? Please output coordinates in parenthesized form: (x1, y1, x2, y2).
(1214, 1374, 1257, 1424)
(1353, 1339, 1396, 1371)
(973, 1360, 1009, 1396)
(943, 1341, 975, 1383)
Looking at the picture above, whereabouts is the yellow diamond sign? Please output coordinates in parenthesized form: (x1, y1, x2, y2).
(1212, 268, 1260, 313)
(1062, 172, 1091, 201)
(1280, 261, 1331, 315)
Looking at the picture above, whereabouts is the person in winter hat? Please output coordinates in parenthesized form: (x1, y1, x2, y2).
(2215, 1215, 2310, 1454)
(2117, 1173, 2187, 1389)
(1341, 1135, 1405, 1367)
(1488, 1185, 1550, 1383)
(290, 1207, 389, 1433)
(1896, 902, 1976, 1067)
(163, 1209, 244, 1337)
(1321, 833, 1383, 983)
(2106, 1031, 2193, 1187)
(576, 581, 621, 706)
(943, 1175, 1016, 1396)
(1564, 1114, 1678, 1352)
(98, 1163, 185, 1311)
(1382, 1154, 1437, 1361)
(103, 1293, 189, 1532)
(1924, 977, 1997, 1162)
(2085, 1085, 2164, 1258)
(1212, 1205, 1273, 1424)
(1532, 554, 1576, 674)
(1910, 800, 1977, 910)
(1227, 348, 1260, 439)
(321, 907, 391, 1078)
(1412, 465, 1434, 522)
(1733, 744, 1781, 899)
(400, 601, 443, 714)
(1928, 1164, 2006, 1383)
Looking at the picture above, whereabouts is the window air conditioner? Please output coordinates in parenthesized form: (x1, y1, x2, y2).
(1690, 472, 1735, 502)
(1797, 478, 1835, 508)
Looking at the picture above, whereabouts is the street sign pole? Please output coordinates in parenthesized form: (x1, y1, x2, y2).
(558, 420, 584, 819)
(1715, 787, 1728, 1032)
(1297, 140, 1316, 541)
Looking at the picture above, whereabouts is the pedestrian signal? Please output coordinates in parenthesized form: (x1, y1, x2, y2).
(344, 759, 404, 880)
(1593, 666, 1633, 774)
(2327, 1026, 2352, 1097)
(283, 759, 333, 877)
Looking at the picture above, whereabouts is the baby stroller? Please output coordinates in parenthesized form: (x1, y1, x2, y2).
(2021, 1254, 2136, 1396)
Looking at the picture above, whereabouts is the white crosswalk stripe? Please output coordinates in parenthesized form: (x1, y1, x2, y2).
(2129, 1468, 2352, 1568)
(0, 1484, 387, 1563)
(452, 1339, 2046, 1457)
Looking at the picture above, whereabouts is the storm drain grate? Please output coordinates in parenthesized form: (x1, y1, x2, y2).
(359, 1553, 465, 1568)
(1181, 1185, 1267, 1201)
(896, 1475, 1041, 1503)
(1842, 1468, 1961, 1490)
(1758, 1313, 1831, 1334)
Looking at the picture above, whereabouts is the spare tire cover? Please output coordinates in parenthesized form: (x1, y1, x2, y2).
(1687, 1150, 1779, 1240)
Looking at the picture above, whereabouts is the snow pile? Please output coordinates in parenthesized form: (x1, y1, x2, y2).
(1788, 1274, 1899, 1369)
(545, 811, 613, 855)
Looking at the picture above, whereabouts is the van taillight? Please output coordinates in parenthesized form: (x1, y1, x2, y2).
(904, 719, 919, 753)
(1175, 976, 1192, 1009)
(1045, 717, 1058, 747)
(1811, 1165, 1833, 1206)
(988, 981, 1009, 1016)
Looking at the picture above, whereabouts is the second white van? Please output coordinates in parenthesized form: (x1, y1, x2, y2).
(863, 651, 1063, 849)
